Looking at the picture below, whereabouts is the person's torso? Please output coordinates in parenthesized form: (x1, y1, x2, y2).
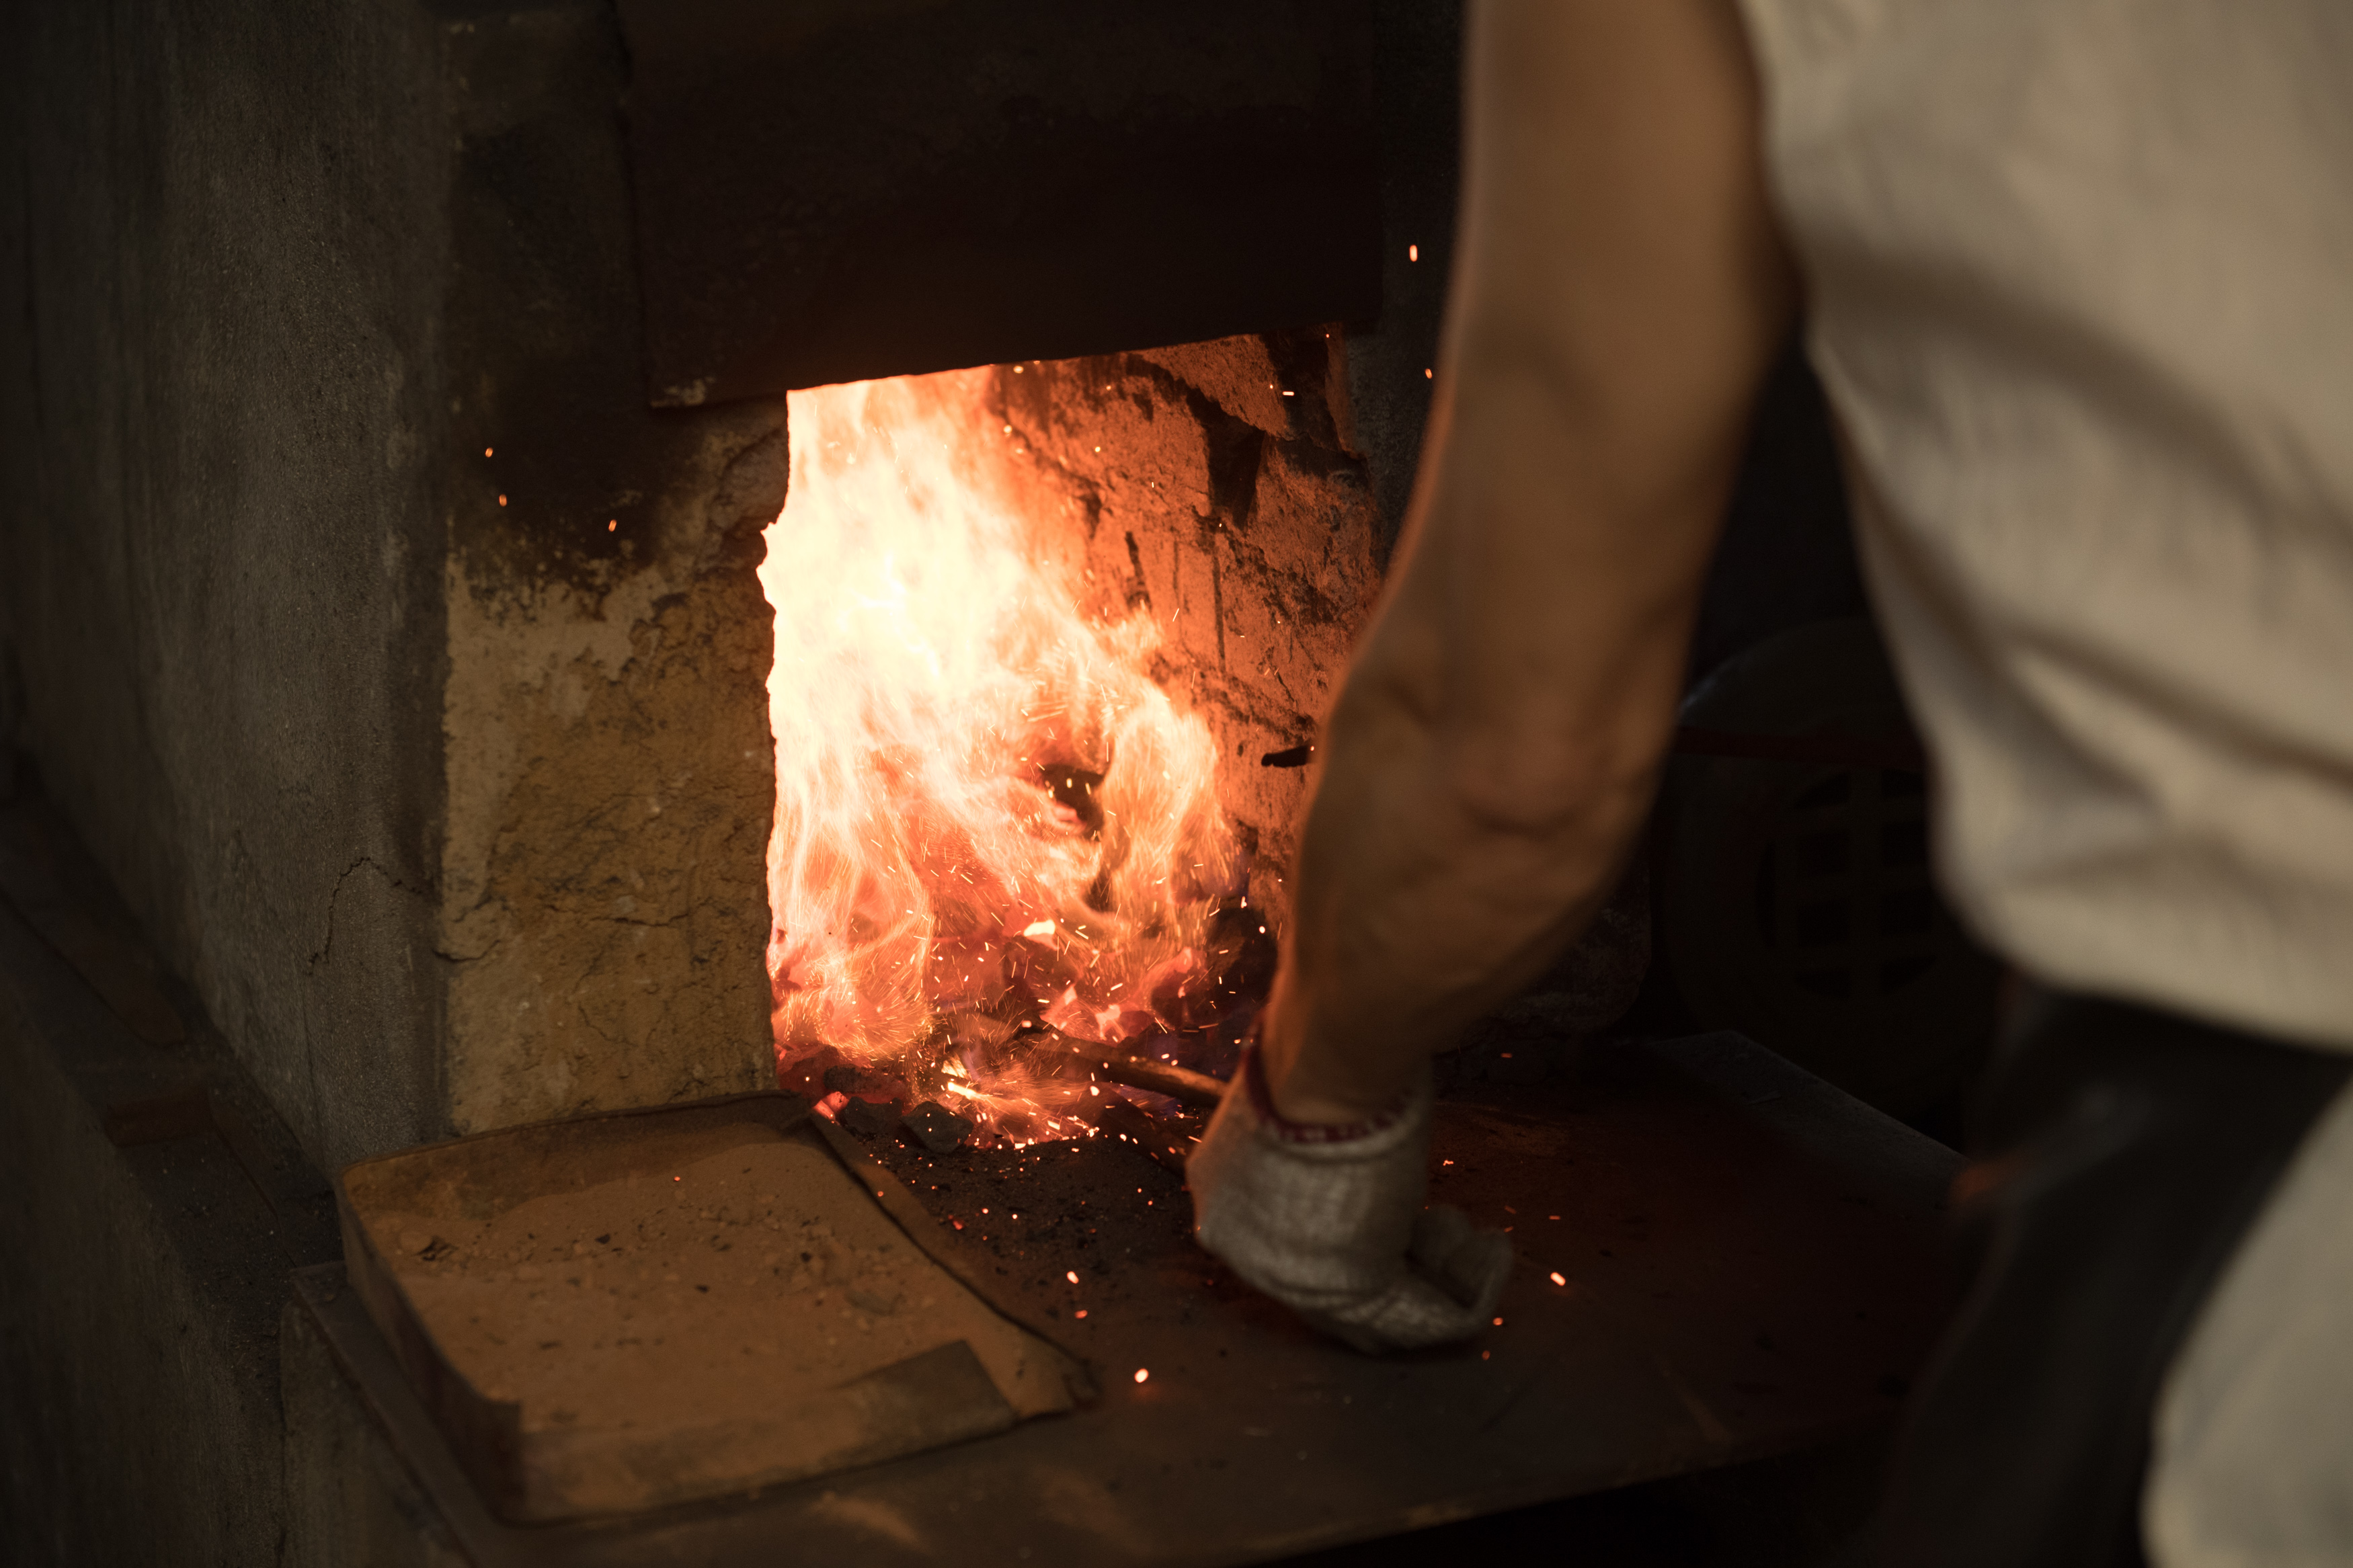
(1735, 0, 2353, 1048)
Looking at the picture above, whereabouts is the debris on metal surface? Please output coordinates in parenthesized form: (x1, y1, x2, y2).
(313, 1034, 1960, 1563)
(336, 1096, 1088, 1522)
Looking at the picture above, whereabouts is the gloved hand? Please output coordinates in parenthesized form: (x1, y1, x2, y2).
(1188, 1044, 1511, 1353)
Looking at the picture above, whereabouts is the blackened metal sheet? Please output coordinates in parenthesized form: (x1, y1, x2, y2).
(297, 1032, 1959, 1566)
(616, 0, 1381, 404)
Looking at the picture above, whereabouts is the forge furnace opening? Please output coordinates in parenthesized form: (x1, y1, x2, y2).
(757, 337, 1382, 1141)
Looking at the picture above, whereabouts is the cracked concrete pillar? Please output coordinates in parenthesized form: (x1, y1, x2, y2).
(439, 419, 781, 1134)
(428, 11, 781, 1140)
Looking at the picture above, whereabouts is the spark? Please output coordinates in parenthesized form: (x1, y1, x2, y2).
(1133, 1368, 1150, 1385)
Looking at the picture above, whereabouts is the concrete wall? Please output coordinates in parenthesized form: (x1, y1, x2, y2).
(0, 821, 299, 1564)
(1, 0, 457, 1177)
(0, 0, 782, 1175)
(0, 788, 475, 1565)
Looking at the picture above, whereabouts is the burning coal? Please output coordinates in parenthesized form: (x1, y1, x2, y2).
(760, 369, 1264, 1142)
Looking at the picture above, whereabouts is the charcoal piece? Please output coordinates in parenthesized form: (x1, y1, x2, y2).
(901, 1100, 975, 1154)
(1153, 900, 1277, 1031)
(836, 1096, 904, 1140)
(1001, 937, 1080, 1019)
(1150, 961, 1218, 1034)
(824, 1063, 912, 1104)
(1202, 899, 1278, 1009)
(779, 1044, 852, 1100)
(1037, 761, 1106, 835)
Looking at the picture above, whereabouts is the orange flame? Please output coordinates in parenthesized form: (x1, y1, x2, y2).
(760, 368, 1238, 1139)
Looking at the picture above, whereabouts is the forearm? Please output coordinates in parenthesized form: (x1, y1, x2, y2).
(1261, 696, 1661, 1124)
(1256, 0, 1793, 1124)
(1260, 375, 1722, 1120)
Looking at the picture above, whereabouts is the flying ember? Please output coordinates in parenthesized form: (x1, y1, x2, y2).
(760, 368, 1245, 1141)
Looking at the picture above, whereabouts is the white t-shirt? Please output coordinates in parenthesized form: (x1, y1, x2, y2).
(1735, 0, 2353, 1052)
(1733, 4, 2353, 1561)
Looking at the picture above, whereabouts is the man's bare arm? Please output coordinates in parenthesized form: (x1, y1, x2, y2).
(1261, 0, 1795, 1122)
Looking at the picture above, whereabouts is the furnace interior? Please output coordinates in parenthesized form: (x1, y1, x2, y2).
(761, 330, 1382, 1139)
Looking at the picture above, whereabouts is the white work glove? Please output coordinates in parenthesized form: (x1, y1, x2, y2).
(1188, 1044, 1511, 1353)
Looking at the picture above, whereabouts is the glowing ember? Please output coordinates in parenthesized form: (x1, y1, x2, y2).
(760, 368, 1243, 1141)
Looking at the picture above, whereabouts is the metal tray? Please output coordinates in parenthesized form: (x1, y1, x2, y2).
(311, 1032, 1960, 1563)
(335, 1094, 1090, 1521)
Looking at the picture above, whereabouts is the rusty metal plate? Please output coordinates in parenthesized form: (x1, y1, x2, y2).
(332, 1098, 1094, 1522)
(297, 1032, 1958, 1566)
(615, 0, 1381, 403)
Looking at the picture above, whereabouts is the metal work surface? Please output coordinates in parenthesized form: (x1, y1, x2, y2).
(298, 1032, 1959, 1567)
